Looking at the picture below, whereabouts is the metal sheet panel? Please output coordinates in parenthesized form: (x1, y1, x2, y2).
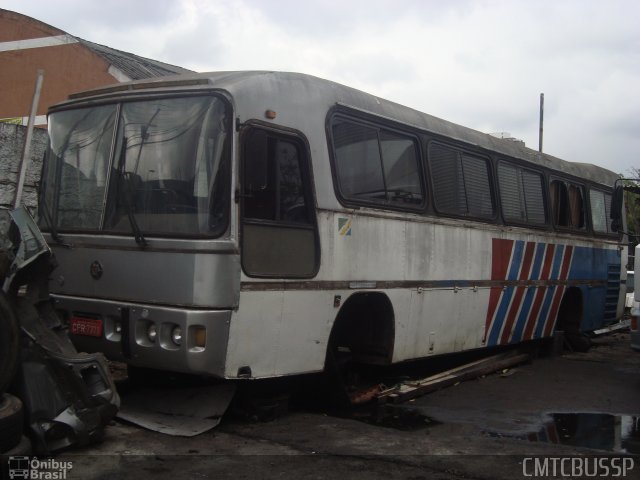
(50, 246, 240, 308)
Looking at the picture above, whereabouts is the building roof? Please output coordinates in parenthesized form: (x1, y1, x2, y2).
(0, 8, 192, 81)
(77, 38, 193, 80)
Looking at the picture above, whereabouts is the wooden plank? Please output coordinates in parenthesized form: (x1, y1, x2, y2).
(377, 352, 531, 404)
(400, 351, 514, 386)
(378, 351, 515, 397)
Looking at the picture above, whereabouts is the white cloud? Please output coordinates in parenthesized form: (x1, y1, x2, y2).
(2, 0, 639, 174)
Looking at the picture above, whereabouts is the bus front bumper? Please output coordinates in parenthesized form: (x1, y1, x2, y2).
(52, 294, 231, 378)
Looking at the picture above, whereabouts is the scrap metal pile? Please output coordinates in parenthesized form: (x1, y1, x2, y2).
(0, 207, 119, 455)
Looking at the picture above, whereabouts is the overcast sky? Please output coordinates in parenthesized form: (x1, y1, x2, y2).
(4, 0, 639, 175)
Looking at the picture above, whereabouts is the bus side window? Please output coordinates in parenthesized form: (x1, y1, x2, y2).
(551, 180, 569, 226)
(498, 163, 546, 225)
(331, 117, 424, 209)
(243, 131, 310, 224)
(568, 184, 585, 229)
(551, 179, 585, 230)
(589, 189, 614, 234)
(429, 143, 494, 218)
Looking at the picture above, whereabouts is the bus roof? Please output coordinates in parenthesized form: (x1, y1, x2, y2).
(56, 70, 620, 188)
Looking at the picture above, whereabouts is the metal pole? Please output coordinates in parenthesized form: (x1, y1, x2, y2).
(538, 93, 544, 153)
(14, 69, 44, 208)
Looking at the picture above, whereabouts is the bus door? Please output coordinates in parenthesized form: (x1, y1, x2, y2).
(240, 127, 318, 278)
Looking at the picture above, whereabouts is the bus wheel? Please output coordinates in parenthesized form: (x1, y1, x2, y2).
(0, 292, 20, 394)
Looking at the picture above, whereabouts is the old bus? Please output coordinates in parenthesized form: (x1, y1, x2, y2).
(39, 71, 627, 380)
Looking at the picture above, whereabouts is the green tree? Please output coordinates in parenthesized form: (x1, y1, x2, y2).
(623, 168, 640, 242)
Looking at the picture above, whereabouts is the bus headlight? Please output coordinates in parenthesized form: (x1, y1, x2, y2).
(147, 323, 158, 342)
(171, 326, 183, 346)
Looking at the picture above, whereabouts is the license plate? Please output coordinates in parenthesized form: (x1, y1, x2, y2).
(70, 316, 103, 338)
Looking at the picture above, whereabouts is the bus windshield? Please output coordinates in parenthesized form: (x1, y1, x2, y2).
(41, 95, 231, 238)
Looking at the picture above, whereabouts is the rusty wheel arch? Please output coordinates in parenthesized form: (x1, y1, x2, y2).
(325, 291, 395, 369)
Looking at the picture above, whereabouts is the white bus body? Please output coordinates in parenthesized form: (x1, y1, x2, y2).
(40, 72, 626, 379)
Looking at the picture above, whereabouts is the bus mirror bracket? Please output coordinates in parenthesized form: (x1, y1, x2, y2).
(611, 178, 640, 233)
(610, 185, 623, 232)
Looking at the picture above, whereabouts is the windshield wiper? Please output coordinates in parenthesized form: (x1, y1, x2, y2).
(116, 138, 147, 248)
(38, 153, 71, 248)
(39, 197, 71, 248)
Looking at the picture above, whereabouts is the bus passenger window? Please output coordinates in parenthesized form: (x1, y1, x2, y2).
(568, 184, 585, 229)
(429, 144, 494, 218)
(498, 163, 546, 225)
(550, 179, 585, 230)
(550, 180, 569, 226)
(380, 131, 422, 205)
(462, 154, 494, 217)
(589, 189, 613, 233)
(332, 121, 385, 201)
(331, 117, 424, 209)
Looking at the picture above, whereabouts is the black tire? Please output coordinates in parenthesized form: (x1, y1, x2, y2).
(0, 292, 20, 393)
(0, 393, 23, 452)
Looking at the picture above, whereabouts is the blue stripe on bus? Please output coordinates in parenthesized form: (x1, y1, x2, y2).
(507, 240, 525, 280)
(534, 286, 556, 338)
(533, 246, 566, 338)
(487, 241, 525, 345)
(533, 245, 565, 338)
(487, 286, 515, 346)
(530, 243, 547, 280)
(509, 243, 545, 343)
(550, 244, 565, 280)
(510, 285, 537, 343)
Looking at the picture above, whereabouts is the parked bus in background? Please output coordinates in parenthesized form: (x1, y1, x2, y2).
(38, 71, 628, 382)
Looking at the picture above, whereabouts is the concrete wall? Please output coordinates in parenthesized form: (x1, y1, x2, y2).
(0, 122, 47, 210)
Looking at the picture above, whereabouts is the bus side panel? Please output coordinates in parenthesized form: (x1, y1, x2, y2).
(482, 240, 620, 343)
(400, 288, 489, 361)
(569, 246, 622, 330)
(226, 290, 335, 378)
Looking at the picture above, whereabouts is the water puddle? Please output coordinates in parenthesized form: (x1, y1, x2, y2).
(487, 413, 640, 454)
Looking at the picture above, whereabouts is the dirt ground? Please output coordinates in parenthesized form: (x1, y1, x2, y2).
(61, 332, 640, 480)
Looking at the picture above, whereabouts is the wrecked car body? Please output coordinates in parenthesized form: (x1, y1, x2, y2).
(1, 206, 119, 454)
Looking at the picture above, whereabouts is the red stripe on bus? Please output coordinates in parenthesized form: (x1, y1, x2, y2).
(500, 242, 536, 344)
(523, 244, 556, 340)
(492, 239, 514, 279)
(483, 239, 514, 341)
(544, 286, 566, 337)
(543, 246, 574, 337)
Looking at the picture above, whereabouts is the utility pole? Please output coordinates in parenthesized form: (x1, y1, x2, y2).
(14, 69, 44, 208)
(538, 93, 544, 153)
